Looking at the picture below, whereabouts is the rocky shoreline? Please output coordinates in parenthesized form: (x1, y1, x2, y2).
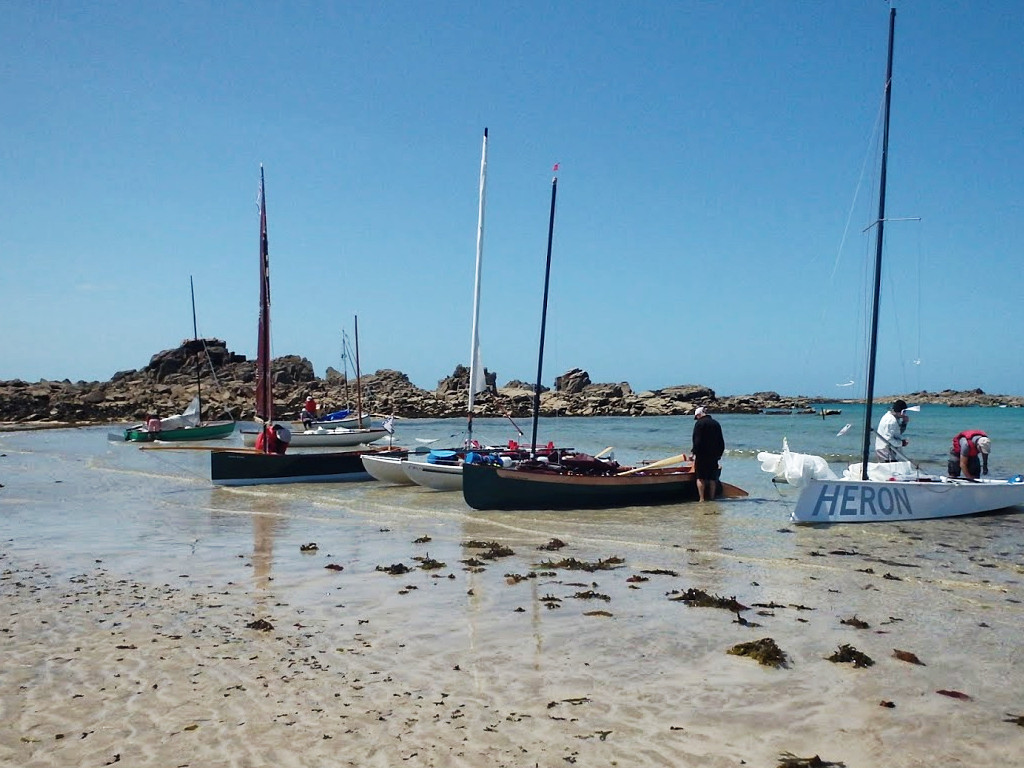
(2, 338, 1022, 429)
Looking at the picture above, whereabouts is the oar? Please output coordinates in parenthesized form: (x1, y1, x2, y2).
(594, 446, 614, 459)
(617, 452, 691, 476)
(139, 445, 261, 453)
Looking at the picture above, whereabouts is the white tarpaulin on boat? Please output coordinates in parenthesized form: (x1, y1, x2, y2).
(758, 438, 839, 487)
(843, 461, 919, 482)
(159, 397, 202, 430)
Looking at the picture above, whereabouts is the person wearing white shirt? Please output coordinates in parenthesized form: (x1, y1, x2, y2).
(874, 399, 909, 462)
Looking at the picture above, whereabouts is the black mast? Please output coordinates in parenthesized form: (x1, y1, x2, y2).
(530, 170, 558, 459)
(861, 7, 896, 479)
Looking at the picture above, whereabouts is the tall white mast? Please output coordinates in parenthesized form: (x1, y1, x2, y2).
(467, 128, 488, 444)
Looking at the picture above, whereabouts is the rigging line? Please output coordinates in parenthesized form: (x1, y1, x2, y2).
(915, 223, 924, 369)
(199, 338, 223, 390)
(828, 86, 889, 282)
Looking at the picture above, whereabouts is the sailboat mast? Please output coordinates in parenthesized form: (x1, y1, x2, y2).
(340, 330, 352, 407)
(860, 7, 897, 479)
(530, 170, 558, 459)
(255, 166, 274, 432)
(190, 275, 201, 420)
(353, 315, 364, 429)
(467, 128, 488, 446)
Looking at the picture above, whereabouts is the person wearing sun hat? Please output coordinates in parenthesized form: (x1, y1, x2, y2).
(874, 399, 910, 462)
(948, 429, 991, 479)
(691, 406, 725, 502)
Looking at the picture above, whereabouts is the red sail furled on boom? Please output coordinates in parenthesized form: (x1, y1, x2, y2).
(254, 167, 273, 424)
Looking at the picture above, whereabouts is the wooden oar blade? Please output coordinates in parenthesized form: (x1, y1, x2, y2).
(617, 452, 690, 476)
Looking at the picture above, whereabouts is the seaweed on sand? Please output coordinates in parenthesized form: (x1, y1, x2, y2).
(727, 637, 788, 668)
(827, 644, 874, 667)
(376, 563, 411, 575)
(412, 554, 446, 570)
(669, 587, 749, 612)
(776, 753, 846, 767)
(538, 538, 567, 551)
(536, 556, 625, 572)
(572, 590, 611, 602)
(464, 540, 515, 559)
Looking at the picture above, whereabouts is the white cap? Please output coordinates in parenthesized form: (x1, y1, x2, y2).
(976, 436, 991, 454)
(694, 406, 706, 419)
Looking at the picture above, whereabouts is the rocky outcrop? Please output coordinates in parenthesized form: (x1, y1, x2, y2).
(2, 340, 1021, 426)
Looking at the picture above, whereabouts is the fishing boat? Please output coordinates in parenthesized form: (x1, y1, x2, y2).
(124, 278, 235, 443)
(778, 8, 1024, 523)
(210, 168, 387, 486)
(462, 168, 748, 511)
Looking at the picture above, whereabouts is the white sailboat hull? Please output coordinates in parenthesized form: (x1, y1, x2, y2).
(793, 476, 1024, 523)
(242, 426, 388, 448)
(362, 454, 415, 485)
(403, 459, 463, 491)
(307, 413, 370, 430)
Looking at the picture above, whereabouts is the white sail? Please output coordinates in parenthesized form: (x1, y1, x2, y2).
(467, 128, 488, 413)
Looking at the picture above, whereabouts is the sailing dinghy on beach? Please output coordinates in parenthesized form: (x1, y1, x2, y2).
(123, 280, 235, 443)
(462, 167, 747, 511)
(761, 8, 1024, 523)
(209, 168, 393, 486)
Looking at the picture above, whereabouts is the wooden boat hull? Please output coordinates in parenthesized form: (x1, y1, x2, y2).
(210, 449, 374, 486)
(125, 421, 235, 443)
(462, 463, 748, 511)
(793, 476, 1024, 523)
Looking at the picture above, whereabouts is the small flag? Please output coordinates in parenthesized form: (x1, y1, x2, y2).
(552, 162, 560, 172)
(382, 415, 395, 435)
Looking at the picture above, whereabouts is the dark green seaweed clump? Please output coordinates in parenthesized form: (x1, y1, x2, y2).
(463, 540, 515, 559)
(670, 587, 749, 612)
(413, 554, 446, 570)
(827, 644, 874, 668)
(777, 752, 846, 767)
(537, 538, 567, 551)
(537, 556, 625, 572)
(727, 637, 788, 668)
(572, 590, 611, 602)
(376, 563, 411, 575)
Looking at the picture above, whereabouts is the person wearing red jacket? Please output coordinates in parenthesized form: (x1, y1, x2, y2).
(254, 425, 278, 454)
(948, 430, 990, 479)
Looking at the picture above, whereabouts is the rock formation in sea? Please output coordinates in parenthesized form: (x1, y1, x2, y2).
(1, 339, 1020, 426)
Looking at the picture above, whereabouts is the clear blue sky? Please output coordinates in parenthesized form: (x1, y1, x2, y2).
(3, 1, 1022, 398)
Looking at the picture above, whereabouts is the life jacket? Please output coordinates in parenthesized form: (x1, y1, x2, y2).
(255, 427, 278, 454)
(951, 429, 988, 457)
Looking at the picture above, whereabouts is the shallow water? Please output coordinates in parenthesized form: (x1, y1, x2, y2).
(2, 412, 1023, 594)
